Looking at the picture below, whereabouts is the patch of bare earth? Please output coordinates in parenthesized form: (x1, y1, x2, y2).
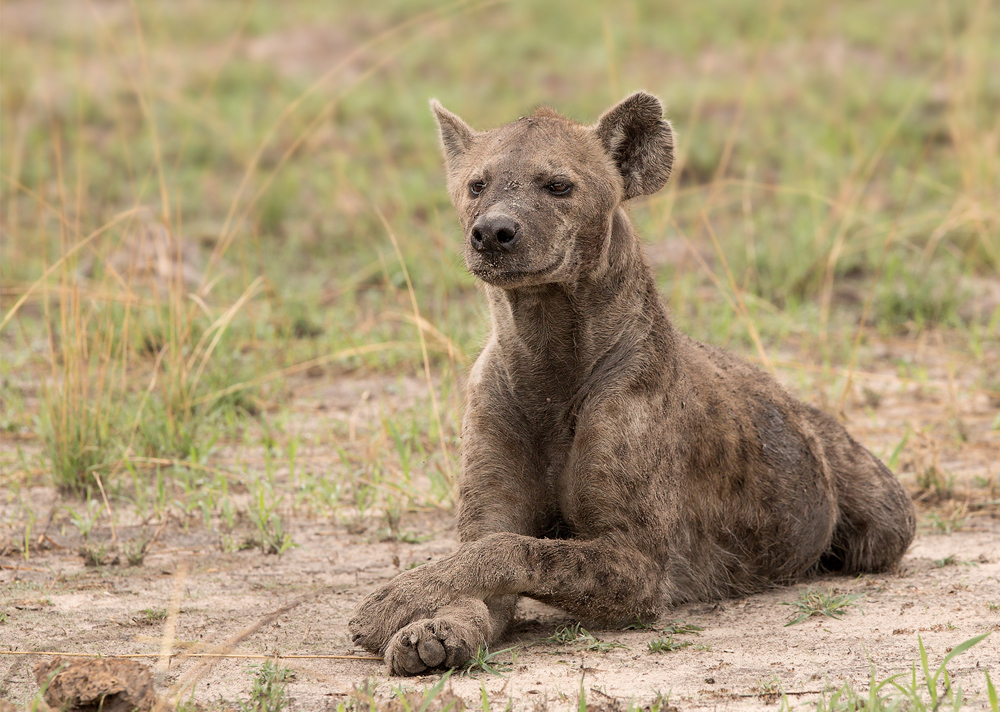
(2, 333, 998, 710)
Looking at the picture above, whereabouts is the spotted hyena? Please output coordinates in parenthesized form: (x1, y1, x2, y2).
(349, 92, 916, 675)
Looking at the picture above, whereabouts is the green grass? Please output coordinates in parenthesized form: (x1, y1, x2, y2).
(462, 646, 517, 677)
(545, 622, 626, 653)
(122, 530, 156, 566)
(924, 509, 968, 535)
(814, 633, 993, 711)
(239, 661, 295, 712)
(2, 0, 998, 513)
(647, 635, 692, 654)
(386, 670, 463, 712)
(138, 607, 168, 624)
(782, 587, 864, 626)
(247, 479, 296, 555)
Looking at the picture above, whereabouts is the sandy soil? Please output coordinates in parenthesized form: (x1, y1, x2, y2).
(2, 335, 999, 710)
(1, 509, 998, 710)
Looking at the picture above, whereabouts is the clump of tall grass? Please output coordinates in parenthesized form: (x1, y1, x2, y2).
(32, 211, 140, 494)
(132, 268, 266, 460)
(37, 281, 124, 495)
(5, 201, 263, 495)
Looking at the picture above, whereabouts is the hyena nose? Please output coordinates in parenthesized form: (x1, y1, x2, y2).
(471, 215, 521, 253)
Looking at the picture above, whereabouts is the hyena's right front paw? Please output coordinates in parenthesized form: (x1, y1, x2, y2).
(348, 568, 448, 655)
(384, 617, 481, 676)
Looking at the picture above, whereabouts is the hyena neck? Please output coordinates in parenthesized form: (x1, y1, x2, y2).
(486, 208, 678, 389)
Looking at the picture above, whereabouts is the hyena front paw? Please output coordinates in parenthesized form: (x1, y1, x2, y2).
(384, 617, 481, 676)
(349, 568, 449, 654)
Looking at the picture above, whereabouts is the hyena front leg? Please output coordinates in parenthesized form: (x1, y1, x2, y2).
(367, 528, 665, 673)
(350, 400, 553, 673)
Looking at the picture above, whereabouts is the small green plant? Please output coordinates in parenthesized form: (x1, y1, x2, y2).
(924, 510, 967, 534)
(351, 481, 376, 530)
(916, 464, 954, 501)
(756, 674, 781, 699)
(392, 530, 431, 545)
(886, 429, 910, 472)
(386, 416, 415, 483)
(123, 532, 156, 566)
(20, 510, 35, 560)
(972, 473, 999, 488)
(644, 691, 673, 712)
(386, 669, 460, 712)
(661, 619, 704, 636)
(625, 617, 657, 630)
(647, 635, 692, 653)
(65, 501, 103, 540)
(138, 607, 168, 624)
(626, 617, 703, 636)
(546, 622, 625, 652)
(247, 481, 296, 555)
(79, 541, 117, 567)
(240, 661, 295, 712)
(219, 532, 242, 554)
(336, 679, 381, 712)
(463, 645, 516, 676)
(782, 587, 863, 626)
(0, 611, 8, 623)
(933, 555, 976, 568)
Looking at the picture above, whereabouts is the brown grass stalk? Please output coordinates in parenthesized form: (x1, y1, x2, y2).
(377, 206, 456, 488)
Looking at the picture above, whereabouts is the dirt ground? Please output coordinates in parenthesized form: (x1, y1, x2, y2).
(1, 509, 999, 711)
(2, 335, 999, 710)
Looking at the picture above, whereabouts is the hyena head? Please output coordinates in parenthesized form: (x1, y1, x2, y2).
(431, 92, 674, 289)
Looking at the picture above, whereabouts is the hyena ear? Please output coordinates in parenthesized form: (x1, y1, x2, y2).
(430, 99, 476, 164)
(594, 92, 674, 200)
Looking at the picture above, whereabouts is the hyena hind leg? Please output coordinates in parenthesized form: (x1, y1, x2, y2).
(821, 436, 916, 574)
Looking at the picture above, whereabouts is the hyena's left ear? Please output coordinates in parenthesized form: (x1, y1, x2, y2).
(594, 92, 674, 200)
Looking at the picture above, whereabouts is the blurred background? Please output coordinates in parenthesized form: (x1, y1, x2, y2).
(0, 0, 997, 505)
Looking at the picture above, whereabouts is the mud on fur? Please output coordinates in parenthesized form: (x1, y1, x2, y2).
(349, 92, 916, 676)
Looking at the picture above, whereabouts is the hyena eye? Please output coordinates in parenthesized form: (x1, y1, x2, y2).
(546, 181, 572, 196)
(469, 180, 486, 196)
